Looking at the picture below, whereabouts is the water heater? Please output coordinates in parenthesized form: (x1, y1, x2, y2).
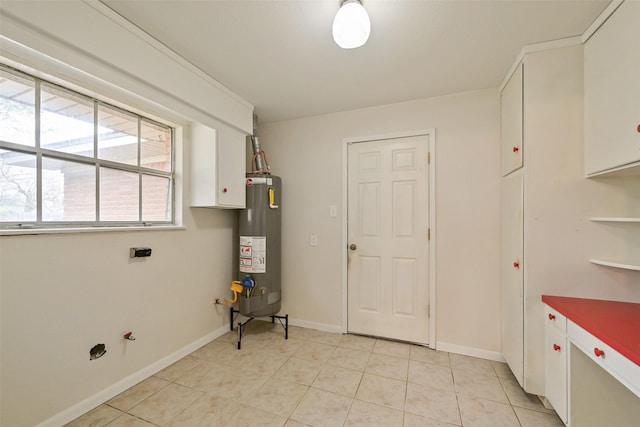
(228, 127, 287, 349)
(237, 174, 282, 316)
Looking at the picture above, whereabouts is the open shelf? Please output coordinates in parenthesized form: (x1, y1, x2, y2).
(589, 217, 640, 223)
(590, 259, 640, 272)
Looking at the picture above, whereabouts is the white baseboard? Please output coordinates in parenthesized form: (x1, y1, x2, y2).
(37, 324, 230, 427)
(436, 341, 506, 363)
(287, 317, 343, 334)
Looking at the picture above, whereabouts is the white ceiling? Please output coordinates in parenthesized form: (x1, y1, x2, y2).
(101, 0, 610, 124)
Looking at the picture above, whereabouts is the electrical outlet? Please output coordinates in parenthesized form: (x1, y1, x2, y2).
(329, 205, 337, 217)
(310, 234, 318, 247)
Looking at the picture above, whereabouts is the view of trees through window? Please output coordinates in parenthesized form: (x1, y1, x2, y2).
(0, 65, 174, 226)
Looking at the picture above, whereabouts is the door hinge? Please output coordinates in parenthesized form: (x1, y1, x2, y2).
(428, 152, 431, 164)
(427, 304, 431, 318)
(428, 228, 431, 240)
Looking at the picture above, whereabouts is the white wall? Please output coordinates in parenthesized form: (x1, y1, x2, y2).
(259, 89, 503, 356)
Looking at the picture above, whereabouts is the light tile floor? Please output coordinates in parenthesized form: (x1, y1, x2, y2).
(66, 322, 563, 427)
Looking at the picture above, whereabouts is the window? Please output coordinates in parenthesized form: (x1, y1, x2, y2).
(0, 65, 174, 228)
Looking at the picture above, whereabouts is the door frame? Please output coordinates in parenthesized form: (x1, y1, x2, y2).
(341, 129, 437, 348)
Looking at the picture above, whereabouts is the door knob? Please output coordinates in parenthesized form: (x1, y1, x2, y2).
(349, 244, 357, 250)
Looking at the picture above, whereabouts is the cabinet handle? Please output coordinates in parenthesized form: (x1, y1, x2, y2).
(513, 261, 520, 269)
(223, 187, 228, 193)
(637, 124, 640, 133)
(594, 347, 605, 358)
(513, 146, 519, 153)
(553, 344, 561, 351)
(548, 313, 556, 320)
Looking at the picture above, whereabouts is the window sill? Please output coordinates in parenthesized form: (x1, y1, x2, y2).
(0, 225, 185, 236)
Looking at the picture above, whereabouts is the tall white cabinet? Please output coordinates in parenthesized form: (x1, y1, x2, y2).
(500, 45, 585, 395)
(500, 63, 525, 386)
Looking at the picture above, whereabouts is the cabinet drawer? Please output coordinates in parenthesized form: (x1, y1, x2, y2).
(544, 305, 566, 333)
(568, 320, 640, 398)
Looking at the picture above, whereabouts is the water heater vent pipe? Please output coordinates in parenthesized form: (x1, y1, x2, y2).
(251, 114, 270, 174)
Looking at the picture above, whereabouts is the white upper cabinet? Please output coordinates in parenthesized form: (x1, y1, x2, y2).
(584, 0, 640, 176)
(190, 124, 247, 209)
(501, 63, 524, 176)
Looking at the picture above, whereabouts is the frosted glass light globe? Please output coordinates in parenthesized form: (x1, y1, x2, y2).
(332, 0, 371, 49)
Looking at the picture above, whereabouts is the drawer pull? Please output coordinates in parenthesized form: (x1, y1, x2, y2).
(513, 146, 519, 153)
(553, 344, 561, 351)
(594, 347, 605, 358)
(513, 261, 520, 269)
(548, 313, 556, 320)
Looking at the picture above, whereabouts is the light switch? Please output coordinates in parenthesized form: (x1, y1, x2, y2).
(310, 234, 318, 247)
(329, 205, 337, 217)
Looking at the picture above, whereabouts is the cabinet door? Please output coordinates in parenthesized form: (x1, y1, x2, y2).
(501, 63, 523, 176)
(584, 0, 640, 175)
(501, 169, 524, 386)
(545, 322, 568, 423)
(216, 126, 246, 208)
(190, 124, 246, 208)
(190, 124, 217, 207)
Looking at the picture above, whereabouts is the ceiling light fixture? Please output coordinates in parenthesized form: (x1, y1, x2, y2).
(332, 0, 371, 49)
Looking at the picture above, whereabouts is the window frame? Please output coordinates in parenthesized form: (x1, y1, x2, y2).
(0, 64, 175, 230)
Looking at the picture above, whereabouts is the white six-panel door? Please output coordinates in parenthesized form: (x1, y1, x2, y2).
(347, 135, 430, 344)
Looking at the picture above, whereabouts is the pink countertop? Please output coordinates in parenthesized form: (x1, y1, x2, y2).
(542, 295, 640, 366)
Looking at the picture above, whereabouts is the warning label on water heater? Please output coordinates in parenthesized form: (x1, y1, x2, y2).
(239, 236, 266, 273)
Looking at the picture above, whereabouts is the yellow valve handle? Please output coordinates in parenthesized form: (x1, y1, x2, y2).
(269, 187, 279, 209)
(220, 281, 243, 304)
(230, 281, 243, 293)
